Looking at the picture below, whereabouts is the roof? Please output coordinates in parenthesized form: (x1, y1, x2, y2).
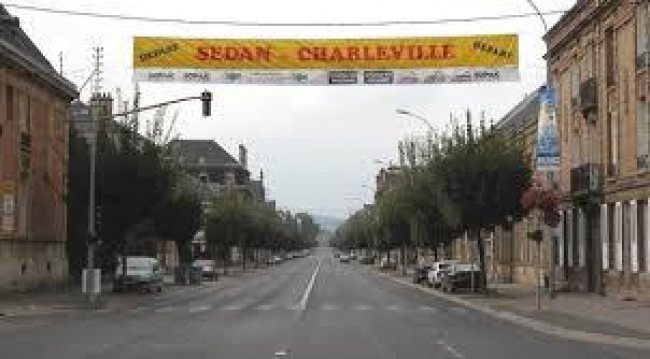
(0, 5, 77, 98)
(170, 139, 240, 167)
(496, 86, 543, 133)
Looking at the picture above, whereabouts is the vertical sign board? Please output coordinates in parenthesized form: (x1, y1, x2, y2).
(536, 86, 560, 172)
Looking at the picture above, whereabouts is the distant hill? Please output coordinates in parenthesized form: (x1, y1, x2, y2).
(312, 215, 345, 232)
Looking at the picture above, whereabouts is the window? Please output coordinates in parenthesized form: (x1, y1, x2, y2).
(638, 99, 650, 169)
(608, 204, 616, 270)
(606, 28, 618, 86)
(571, 129, 580, 168)
(638, 201, 647, 272)
(608, 110, 620, 175)
(570, 61, 580, 103)
(5, 86, 13, 121)
(583, 42, 595, 78)
(636, 3, 649, 68)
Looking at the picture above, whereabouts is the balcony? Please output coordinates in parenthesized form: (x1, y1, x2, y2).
(570, 163, 603, 197)
(580, 77, 598, 116)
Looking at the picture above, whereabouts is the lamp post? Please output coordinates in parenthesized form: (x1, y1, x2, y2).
(526, 0, 560, 306)
(396, 108, 435, 133)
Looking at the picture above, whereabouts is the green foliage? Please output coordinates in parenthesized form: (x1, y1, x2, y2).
(335, 111, 531, 284)
(205, 193, 320, 269)
(66, 126, 90, 278)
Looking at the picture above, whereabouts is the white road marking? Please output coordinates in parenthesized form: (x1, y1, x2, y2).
(128, 307, 145, 313)
(221, 305, 242, 311)
(353, 304, 372, 311)
(254, 304, 274, 311)
(155, 306, 175, 313)
(189, 305, 211, 313)
(418, 305, 438, 312)
(386, 305, 402, 311)
(437, 339, 465, 359)
(321, 304, 338, 311)
(295, 258, 322, 313)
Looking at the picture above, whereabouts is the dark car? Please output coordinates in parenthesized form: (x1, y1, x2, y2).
(441, 264, 483, 293)
(412, 265, 431, 284)
(359, 255, 376, 265)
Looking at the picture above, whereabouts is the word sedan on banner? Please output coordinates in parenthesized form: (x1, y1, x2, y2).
(536, 86, 560, 172)
(133, 35, 519, 85)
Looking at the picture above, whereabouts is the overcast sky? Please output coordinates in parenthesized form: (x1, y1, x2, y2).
(7, 0, 575, 218)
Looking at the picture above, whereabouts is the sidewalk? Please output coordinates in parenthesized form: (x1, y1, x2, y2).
(379, 268, 650, 348)
(0, 265, 268, 317)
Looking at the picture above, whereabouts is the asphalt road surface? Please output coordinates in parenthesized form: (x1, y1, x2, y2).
(1, 247, 648, 359)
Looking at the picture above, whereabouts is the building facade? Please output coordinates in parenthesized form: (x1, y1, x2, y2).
(548, 0, 650, 296)
(0, 6, 77, 291)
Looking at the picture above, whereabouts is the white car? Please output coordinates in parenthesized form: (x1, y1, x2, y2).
(427, 260, 459, 288)
(192, 259, 217, 278)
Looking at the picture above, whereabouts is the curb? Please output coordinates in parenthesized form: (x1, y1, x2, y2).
(374, 270, 650, 350)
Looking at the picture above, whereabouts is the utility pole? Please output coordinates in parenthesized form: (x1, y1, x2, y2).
(92, 47, 104, 95)
(83, 47, 104, 305)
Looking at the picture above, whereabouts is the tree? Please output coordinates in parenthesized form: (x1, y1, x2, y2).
(153, 178, 203, 265)
(434, 114, 531, 292)
(66, 127, 90, 279)
(96, 124, 174, 282)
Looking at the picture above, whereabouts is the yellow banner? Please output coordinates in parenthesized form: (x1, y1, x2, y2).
(133, 35, 518, 70)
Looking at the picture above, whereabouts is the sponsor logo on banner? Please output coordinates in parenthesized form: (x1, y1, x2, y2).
(473, 69, 501, 82)
(328, 71, 358, 85)
(183, 71, 210, 82)
(138, 43, 180, 63)
(424, 71, 449, 84)
(293, 73, 309, 84)
(451, 70, 473, 83)
(397, 71, 419, 84)
(147, 71, 175, 81)
(250, 71, 292, 84)
(225, 72, 243, 83)
(364, 70, 394, 84)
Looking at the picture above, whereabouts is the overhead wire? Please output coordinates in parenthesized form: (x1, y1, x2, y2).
(3, 2, 568, 27)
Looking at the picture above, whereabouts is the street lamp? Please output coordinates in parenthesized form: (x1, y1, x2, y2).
(396, 108, 435, 133)
(525, 0, 558, 308)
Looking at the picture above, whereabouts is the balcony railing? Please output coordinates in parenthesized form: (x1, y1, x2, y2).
(570, 163, 603, 195)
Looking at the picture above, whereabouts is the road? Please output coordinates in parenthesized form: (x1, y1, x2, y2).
(1, 247, 648, 359)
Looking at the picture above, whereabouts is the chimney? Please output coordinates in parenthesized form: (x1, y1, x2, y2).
(238, 144, 248, 168)
(90, 92, 114, 122)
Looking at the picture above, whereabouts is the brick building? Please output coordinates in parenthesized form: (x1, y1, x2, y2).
(548, 0, 650, 295)
(0, 6, 77, 291)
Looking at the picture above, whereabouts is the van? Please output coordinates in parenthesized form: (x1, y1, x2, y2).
(115, 257, 164, 293)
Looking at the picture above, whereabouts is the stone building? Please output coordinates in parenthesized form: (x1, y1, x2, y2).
(0, 5, 77, 291)
(548, 0, 650, 295)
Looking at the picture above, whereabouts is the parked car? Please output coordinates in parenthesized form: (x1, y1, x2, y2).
(440, 263, 483, 293)
(349, 252, 357, 260)
(427, 260, 458, 288)
(192, 259, 218, 279)
(115, 257, 164, 293)
(339, 254, 351, 263)
(413, 265, 431, 284)
(359, 255, 376, 265)
(333, 252, 341, 259)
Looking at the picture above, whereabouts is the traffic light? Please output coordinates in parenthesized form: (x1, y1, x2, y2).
(201, 90, 212, 117)
(94, 205, 102, 235)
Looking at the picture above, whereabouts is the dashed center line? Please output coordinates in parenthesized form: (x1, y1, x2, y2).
(387, 305, 402, 311)
(189, 305, 211, 313)
(321, 304, 338, 311)
(255, 304, 274, 311)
